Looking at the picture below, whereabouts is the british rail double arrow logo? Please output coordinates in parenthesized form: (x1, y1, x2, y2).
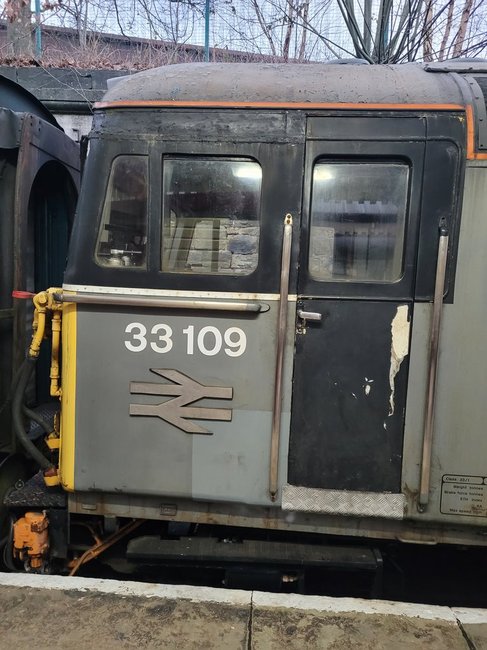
(129, 369, 233, 435)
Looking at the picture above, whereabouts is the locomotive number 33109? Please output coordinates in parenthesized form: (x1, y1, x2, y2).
(124, 322, 247, 357)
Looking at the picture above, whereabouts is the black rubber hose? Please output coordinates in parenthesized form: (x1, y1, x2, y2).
(12, 359, 53, 471)
(10, 364, 24, 396)
(0, 364, 25, 419)
(22, 405, 52, 436)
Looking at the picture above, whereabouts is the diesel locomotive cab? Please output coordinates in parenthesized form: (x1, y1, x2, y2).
(5, 62, 487, 581)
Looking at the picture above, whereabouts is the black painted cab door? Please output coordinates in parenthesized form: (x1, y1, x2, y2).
(288, 115, 427, 506)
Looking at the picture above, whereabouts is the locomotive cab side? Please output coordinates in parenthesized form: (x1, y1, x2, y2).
(6, 62, 487, 578)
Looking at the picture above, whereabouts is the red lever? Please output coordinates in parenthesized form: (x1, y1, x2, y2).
(12, 291, 35, 299)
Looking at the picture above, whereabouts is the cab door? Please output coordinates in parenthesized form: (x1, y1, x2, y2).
(286, 115, 427, 518)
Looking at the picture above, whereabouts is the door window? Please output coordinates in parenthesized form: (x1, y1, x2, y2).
(308, 162, 409, 283)
(95, 155, 148, 268)
(161, 157, 261, 275)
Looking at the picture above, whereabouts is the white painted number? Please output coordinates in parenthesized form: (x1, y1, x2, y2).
(150, 323, 173, 353)
(124, 322, 147, 352)
(125, 322, 247, 357)
(224, 327, 247, 357)
(183, 325, 195, 355)
(197, 326, 223, 356)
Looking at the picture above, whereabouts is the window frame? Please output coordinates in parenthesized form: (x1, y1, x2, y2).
(94, 153, 149, 271)
(150, 139, 305, 294)
(307, 159, 410, 285)
(298, 141, 425, 301)
(160, 155, 263, 277)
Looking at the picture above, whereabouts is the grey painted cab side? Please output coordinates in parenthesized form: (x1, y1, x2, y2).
(403, 161, 487, 527)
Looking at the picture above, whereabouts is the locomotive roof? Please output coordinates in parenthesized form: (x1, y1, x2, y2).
(100, 62, 472, 108)
(0, 73, 59, 127)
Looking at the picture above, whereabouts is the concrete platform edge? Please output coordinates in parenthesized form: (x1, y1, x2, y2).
(0, 571, 251, 605)
(2, 573, 487, 649)
(1, 571, 486, 622)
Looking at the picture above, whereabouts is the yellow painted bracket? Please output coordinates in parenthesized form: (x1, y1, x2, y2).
(29, 289, 65, 487)
(43, 468, 60, 487)
(50, 310, 62, 398)
(27, 289, 77, 492)
(29, 288, 64, 361)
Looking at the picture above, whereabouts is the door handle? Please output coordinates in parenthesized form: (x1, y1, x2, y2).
(296, 309, 323, 334)
(297, 310, 322, 323)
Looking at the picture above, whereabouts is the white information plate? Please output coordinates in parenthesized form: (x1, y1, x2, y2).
(440, 475, 487, 517)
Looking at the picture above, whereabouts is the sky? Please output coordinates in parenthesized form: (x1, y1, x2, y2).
(41, 0, 355, 61)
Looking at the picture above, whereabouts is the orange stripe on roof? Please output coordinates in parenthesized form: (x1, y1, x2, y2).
(95, 99, 465, 111)
(466, 104, 487, 160)
(466, 105, 476, 158)
(93, 99, 487, 159)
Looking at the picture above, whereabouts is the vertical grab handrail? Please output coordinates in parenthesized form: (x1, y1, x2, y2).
(418, 220, 449, 510)
(269, 214, 293, 502)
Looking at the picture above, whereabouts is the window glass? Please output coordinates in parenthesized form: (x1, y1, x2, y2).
(95, 155, 148, 268)
(162, 158, 261, 275)
(309, 162, 409, 282)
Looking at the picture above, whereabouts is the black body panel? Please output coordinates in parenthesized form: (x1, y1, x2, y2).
(414, 115, 465, 302)
(288, 300, 410, 492)
(287, 115, 463, 496)
(65, 110, 305, 293)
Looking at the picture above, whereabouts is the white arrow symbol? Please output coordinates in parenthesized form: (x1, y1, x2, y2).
(129, 369, 233, 435)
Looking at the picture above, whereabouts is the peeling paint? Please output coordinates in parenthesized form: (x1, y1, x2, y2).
(363, 378, 374, 397)
(388, 305, 410, 416)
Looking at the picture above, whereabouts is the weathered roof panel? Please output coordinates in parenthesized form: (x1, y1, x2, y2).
(101, 63, 466, 107)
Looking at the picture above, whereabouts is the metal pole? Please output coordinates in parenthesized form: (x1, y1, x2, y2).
(204, 0, 210, 62)
(269, 214, 293, 502)
(364, 0, 372, 55)
(35, 0, 42, 58)
(418, 222, 449, 510)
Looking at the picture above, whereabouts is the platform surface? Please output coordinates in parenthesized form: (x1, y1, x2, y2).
(0, 573, 486, 649)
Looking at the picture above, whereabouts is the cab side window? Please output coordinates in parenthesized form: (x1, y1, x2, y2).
(95, 155, 148, 268)
(162, 157, 262, 275)
(308, 162, 409, 282)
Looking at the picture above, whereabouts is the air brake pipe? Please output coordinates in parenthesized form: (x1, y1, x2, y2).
(269, 214, 293, 502)
(68, 519, 144, 576)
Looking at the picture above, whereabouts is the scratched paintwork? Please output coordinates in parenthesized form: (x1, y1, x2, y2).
(388, 305, 411, 416)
